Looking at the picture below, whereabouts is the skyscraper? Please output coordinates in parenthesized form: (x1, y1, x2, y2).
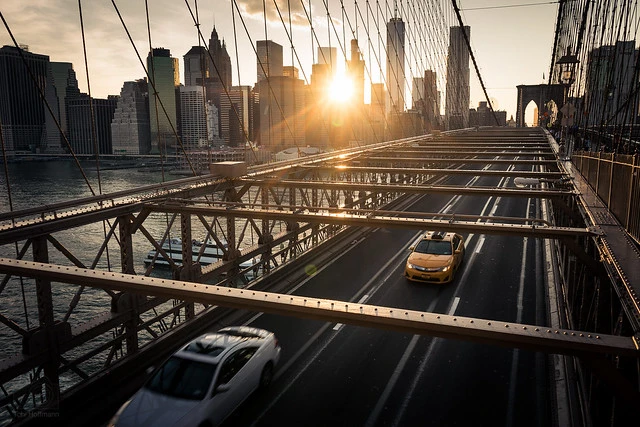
(111, 80, 151, 155)
(347, 39, 366, 144)
(412, 77, 425, 109)
(257, 76, 305, 151)
(180, 85, 209, 149)
(50, 62, 80, 149)
(220, 85, 253, 147)
(424, 69, 441, 131)
(147, 48, 179, 154)
(207, 27, 232, 90)
(584, 41, 639, 125)
(317, 47, 338, 74)
(68, 95, 118, 154)
(386, 17, 406, 115)
(0, 45, 55, 153)
(446, 26, 471, 130)
(256, 40, 283, 85)
(184, 46, 208, 86)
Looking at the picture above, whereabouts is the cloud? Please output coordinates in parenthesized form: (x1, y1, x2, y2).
(236, 0, 320, 27)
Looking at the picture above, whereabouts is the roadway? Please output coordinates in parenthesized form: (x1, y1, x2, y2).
(215, 156, 553, 426)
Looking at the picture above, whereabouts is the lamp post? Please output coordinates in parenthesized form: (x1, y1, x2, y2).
(556, 49, 579, 159)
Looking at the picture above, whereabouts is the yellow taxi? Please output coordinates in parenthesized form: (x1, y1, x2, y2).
(404, 231, 465, 284)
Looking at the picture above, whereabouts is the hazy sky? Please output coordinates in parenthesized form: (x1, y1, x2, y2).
(1, 1, 559, 122)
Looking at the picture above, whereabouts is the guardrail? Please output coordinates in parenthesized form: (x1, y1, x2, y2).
(571, 151, 640, 244)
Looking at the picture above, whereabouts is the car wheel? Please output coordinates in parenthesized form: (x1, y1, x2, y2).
(259, 362, 274, 389)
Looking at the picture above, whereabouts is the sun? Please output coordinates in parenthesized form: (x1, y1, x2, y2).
(329, 73, 354, 103)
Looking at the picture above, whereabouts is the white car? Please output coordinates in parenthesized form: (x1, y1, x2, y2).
(109, 326, 281, 427)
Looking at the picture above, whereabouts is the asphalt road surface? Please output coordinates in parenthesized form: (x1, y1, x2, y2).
(221, 157, 554, 427)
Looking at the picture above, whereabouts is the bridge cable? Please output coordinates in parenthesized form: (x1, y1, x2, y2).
(77, 0, 114, 274)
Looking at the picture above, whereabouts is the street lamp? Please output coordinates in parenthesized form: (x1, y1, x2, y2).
(556, 48, 579, 158)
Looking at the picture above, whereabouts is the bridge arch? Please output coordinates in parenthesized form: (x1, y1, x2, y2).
(516, 84, 565, 127)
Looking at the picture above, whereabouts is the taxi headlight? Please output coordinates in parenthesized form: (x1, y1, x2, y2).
(438, 265, 450, 272)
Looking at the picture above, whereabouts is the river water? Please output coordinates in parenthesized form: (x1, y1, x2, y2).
(0, 159, 215, 417)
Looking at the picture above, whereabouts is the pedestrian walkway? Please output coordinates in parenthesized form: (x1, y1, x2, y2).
(564, 159, 640, 323)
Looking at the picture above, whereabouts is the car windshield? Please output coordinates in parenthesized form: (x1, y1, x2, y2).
(414, 239, 452, 255)
(145, 356, 217, 400)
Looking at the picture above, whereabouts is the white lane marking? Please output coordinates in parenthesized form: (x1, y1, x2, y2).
(505, 197, 532, 427)
(394, 159, 519, 425)
(244, 230, 373, 326)
(253, 169, 492, 424)
(447, 296, 461, 316)
(365, 297, 440, 427)
(358, 294, 370, 304)
(250, 230, 423, 424)
(333, 323, 343, 331)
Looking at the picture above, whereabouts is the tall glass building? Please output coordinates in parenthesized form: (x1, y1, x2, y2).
(386, 17, 406, 115)
(446, 26, 471, 130)
(147, 48, 179, 154)
(0, 45, 54, 153)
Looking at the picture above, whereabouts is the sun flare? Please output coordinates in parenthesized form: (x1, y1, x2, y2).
(329, 73, 354, 103)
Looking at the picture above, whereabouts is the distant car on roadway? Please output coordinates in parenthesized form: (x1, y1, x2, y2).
(109, 326, 281, 427)
(404, 231, 465, 284)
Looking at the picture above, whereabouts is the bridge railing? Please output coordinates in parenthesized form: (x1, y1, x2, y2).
(571, 151, 640, 244)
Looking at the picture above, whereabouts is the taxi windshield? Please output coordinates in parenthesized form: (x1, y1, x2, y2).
(414, 240, 452, 255)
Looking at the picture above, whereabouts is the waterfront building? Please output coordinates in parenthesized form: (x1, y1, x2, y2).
(0, 45, 59, 154)
(468, 101, 507, 127)
(446, 25, 471, 130)
(386, 17, 406, 115)
(147, 48, 180, 154)
(180, 85, 209, 149)
(68, 95, 118, 154)
(111, 80, 151, 155)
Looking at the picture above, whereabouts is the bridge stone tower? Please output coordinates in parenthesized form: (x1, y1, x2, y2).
(516, 84, 565, 127)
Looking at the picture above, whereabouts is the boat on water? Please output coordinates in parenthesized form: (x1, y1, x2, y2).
(144, 238, 227, 267)
(144, 238, 258, 274)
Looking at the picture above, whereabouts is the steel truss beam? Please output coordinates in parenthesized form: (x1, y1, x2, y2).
(371, 151, 555, 157)
(363, 157, 560, 165)
(0, 258, 636, 359)
(238, 179, 574, 198)
(143, 204, 597, 239)
(295, 166, 567, 178)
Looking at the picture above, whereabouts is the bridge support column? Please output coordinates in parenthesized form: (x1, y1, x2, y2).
(32, 236, 61, 412)
(179, 213, 197, 318)
(117, 215, 144, 354)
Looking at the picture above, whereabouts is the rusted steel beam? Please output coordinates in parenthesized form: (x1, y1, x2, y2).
(0, 258, 636, 359)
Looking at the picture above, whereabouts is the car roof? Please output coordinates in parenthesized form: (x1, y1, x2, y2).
(175, 326, 271, 363)
(422, 231, 456, 241)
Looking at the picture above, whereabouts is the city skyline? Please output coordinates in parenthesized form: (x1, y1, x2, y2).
(1, 1, 559, 122)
